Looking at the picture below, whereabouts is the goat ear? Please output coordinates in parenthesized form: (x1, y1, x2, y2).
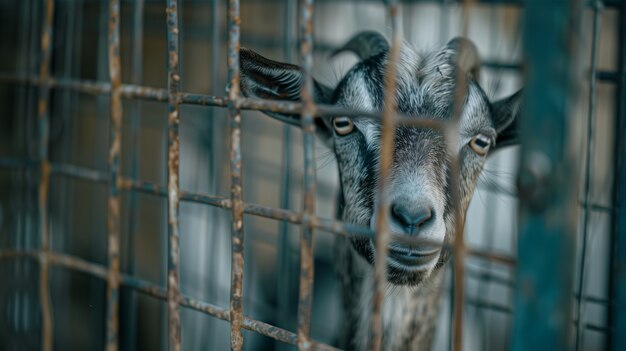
(492, 90, 522, 149)
(445, 37, 481, 80)
(239, 48, 333, 138)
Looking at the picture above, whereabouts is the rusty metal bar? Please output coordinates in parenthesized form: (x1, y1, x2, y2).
(449, 1, 475, 349)
(105, 0, 123, 350)
(297, 0, 316, 350)
(368, 1, 400, 350)
(573, 2, 602, 350)
(36, 0, 55, 350)
(226, 0, 245, 349)
(166, 0, 182, 350)
(0, 157, 519, 266)
(0, 249, 341, 350)
(0, 74, 450, 129)
(277, 0, 296, 340)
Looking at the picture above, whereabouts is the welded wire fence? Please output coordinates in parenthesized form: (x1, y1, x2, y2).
(0, 0, 624, 351)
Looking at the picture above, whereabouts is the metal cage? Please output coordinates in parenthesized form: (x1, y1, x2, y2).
(0, 0, 624, 350)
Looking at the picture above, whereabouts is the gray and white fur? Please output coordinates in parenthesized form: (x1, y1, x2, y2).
(239, 31, 521, 350)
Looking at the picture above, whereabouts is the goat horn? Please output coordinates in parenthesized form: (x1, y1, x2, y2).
(332, 31, 389, 61)
(446, 37, 481, 80)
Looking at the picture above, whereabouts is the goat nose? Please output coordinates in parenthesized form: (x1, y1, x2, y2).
(391, 203, 433, 231)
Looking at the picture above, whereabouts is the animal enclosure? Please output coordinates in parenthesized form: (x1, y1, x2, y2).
(0, 0, 625, 351)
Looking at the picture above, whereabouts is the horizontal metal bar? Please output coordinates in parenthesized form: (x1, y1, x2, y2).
(466, 299, 613, 335)
(0, 73, 448, 129)
(597, 70, 620, 83)
(0, 250, 339, 351)
(583, 323, 611, 334)
(467, 298, 513, 314)
(99, 0, 621, 9)
(0, 159, 517, 266)
(482, 60, 522, 71)
(466, 267, 515, 287)
(60, 0, 530, 6)
(465, 268, 611, 305)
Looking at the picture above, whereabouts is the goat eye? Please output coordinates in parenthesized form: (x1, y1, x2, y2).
(469, 134, 491, 156)
(333, 117, 354, 136)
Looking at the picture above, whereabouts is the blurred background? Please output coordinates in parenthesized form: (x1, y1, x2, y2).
(0, 0, 622, 350)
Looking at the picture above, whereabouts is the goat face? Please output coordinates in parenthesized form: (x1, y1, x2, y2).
(240, 32, 521, 286)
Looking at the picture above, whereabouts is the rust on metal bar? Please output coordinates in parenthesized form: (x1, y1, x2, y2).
(368, 2, 400, 350)
(36, 0, 55, 350)
(0, 248, 342, 350)
(166, 1, 182, 350)
(0, 244, 515, 350)
(105, 1, 123, 350)
(3, 157, 522, 277)
(450, 2, 476, 351)
(0, 74, 453, 129)
(297, 0, 317, 350)
(226, 0, 245, 350)
(1, 157, 519, 268)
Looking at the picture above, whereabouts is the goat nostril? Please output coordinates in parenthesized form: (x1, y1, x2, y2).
(391, 204, 433, 229)
(416, 209, 433, 227)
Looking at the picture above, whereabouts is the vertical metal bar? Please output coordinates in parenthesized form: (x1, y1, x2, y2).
(451, 2, 474, 350)
(211, 0, 219, 96)
(573, 2, 602, 350)
(297, 0, 315, 349)
(37, 0, 55, 350)
(227, 0, 244, 349)
(105, 0, 123, 350)
(368, 2, 400, 351)
(166, 0, 182, 350)
(95, 4, 112, 342)
(609, 3, 626, 351)
(439, 0, 451, 44)
(277, 0, 295, 340)
(207, 2, 220, 346)
(475, 8, 505, 350)
(122, 1, 144, 349)
(511, 0, 581, 350)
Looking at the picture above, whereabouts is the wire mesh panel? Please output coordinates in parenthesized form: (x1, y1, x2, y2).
(0, 0, 624, 351)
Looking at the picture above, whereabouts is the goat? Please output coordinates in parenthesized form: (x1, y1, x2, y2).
(239, 31, 521, 350)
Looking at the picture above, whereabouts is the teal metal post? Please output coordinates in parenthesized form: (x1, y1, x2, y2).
(511, 0, 581, 350)
(610, 3, 626, 351)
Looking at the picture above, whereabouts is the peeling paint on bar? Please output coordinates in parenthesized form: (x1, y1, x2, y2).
(0, 74, 452, 128)
(0, 249, 342, 350)
(226, 0, 245, 350)
(449, 1, 477, 349)
(368, 1, 400, 350)
(0, 158, 518, 266)
(297, 0, 316, 350)
(166, 1, 182, 350)
(36, 0, 55, 350)
(105, 1, 123, 350)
